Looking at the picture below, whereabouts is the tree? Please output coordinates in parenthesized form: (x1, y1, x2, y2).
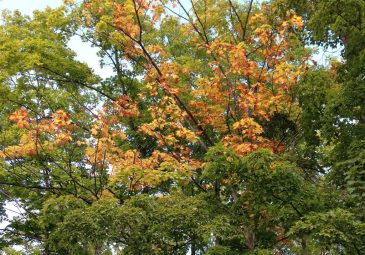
(0, 0, 363, 254)
(273, 0, 365, 253)
(276, 0, 365, 207)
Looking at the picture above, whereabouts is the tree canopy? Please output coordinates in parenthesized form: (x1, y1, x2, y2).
(0, 0, 364, 254)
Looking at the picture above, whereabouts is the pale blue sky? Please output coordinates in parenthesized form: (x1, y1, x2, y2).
(0, 0, 63, 15)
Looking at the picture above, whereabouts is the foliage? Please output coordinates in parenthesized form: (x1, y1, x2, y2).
(0, 0, 364, 254)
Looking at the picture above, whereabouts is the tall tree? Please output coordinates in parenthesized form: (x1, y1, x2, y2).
(0, 0, 364, 254)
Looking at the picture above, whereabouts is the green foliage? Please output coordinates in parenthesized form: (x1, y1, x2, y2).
(289, 209, 365, 254)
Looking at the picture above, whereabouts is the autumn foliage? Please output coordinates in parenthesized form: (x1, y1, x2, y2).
(1, 0, 306, 191)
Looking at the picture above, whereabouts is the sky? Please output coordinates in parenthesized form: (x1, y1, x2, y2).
(0, 0, 63, 13)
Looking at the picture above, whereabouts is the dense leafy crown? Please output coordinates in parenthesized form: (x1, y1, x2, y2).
(1, 0, 306, 188)
(0, 0, 364, 254)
